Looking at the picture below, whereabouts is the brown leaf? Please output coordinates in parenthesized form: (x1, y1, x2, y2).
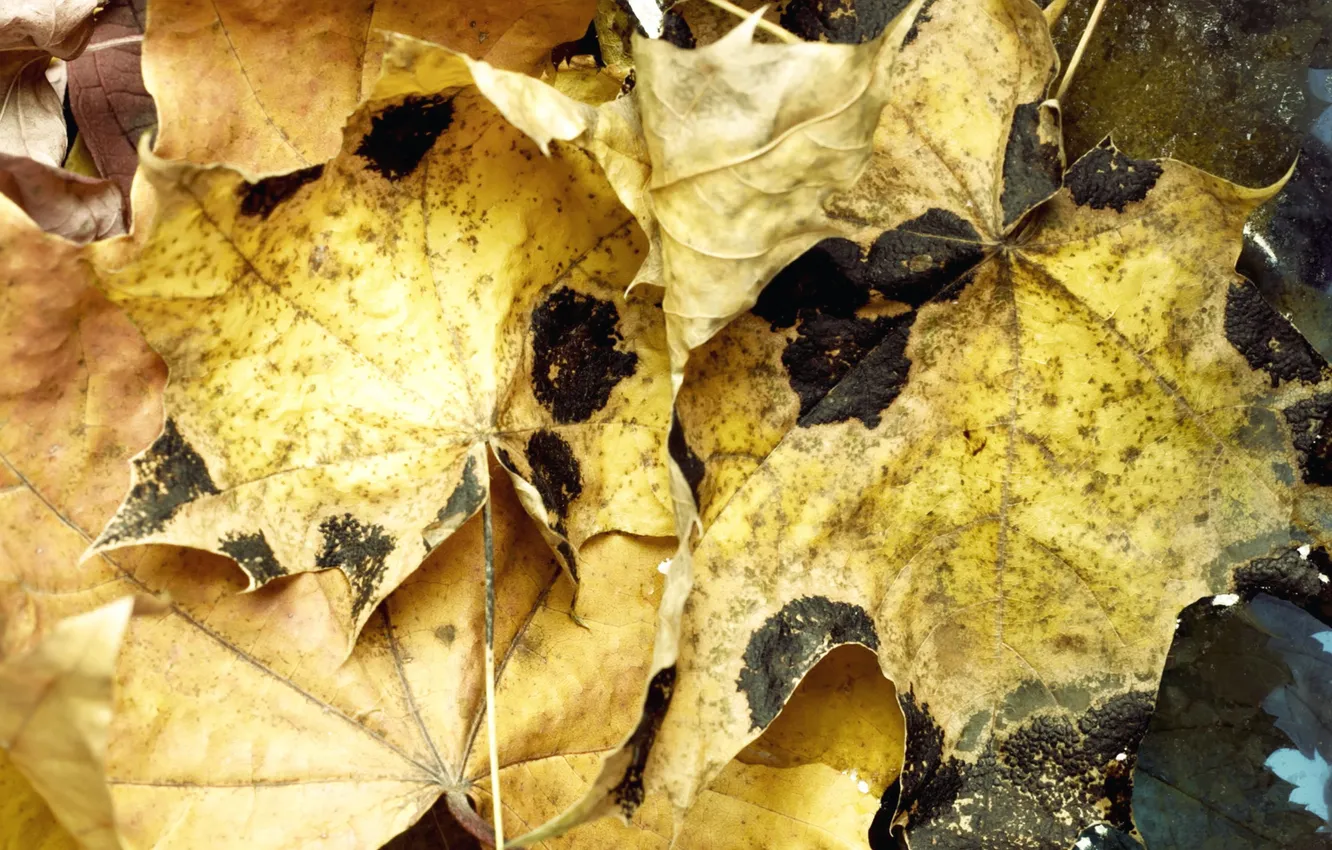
(0, 152, 124, 241)
(67, 0, 155, 206)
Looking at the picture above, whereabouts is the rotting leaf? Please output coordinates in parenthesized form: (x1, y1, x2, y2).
(576, 0, 1332, 848)
(90, 38, 673, 650)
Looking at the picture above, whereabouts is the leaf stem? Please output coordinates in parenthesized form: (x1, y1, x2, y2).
(483, 495, 504, 849)
(1043, 0, 1071, 26)
(1055, 0, 1109, 104)
(697, 0, 801, 44)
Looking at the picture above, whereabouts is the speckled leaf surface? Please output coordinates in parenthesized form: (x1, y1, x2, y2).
(606, 1, 1332, 848)
(0, 191, 681, 848)
(91, 40, 672, 650)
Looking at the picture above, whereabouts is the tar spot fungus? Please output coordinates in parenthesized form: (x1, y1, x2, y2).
(862, 209, 984, 307)
(99, 418, 219, 544)
(752, 238, 870, 330)
(903, 0, 938, 44)
(355, 95, 455, 180)
(888, 690, 966, 830)
(316, 513, 395, 618)
(780, 0, 906, 43)
(792, 313, 915, 429)
(526, 430, 583, 534)
(219, 530, 284, 585)
(752, 238, 919, 429)
(436, 454, 485, 526)
(1065, 144, 1164, 212)
(1283, 395, 1332, 486)
(891, 690, 1155, 846)
(531, 287, 638, 423)
(610, 665, 676, 816)
(1224, 282, 1327, 386)
(1233, 546, 1331, 603)
(668, 414, 706, 508)
(736, 596, 878, 730)
(1000, 102, 1063, 228)
(237, 164, 324, 219)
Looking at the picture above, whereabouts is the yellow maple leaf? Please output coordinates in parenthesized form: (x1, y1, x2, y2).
(577, 0, 1332, 847)
(89, 41, 673, 649)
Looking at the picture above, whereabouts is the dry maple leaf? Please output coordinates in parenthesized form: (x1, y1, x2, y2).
(0, 144, 909, 850)
(89, 39, 672, 650)
(141, 0, 597, 173)
(587, 0, 1332, 847)
(0, 189, 676, 848)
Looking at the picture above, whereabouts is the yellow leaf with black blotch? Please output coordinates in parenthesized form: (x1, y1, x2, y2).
(142, 0, 597, 173)
(89, 39, 672, 651)
(0, 144, 669, 850)
(475, 615, 906, 849)
(598, 1, 1332, 848)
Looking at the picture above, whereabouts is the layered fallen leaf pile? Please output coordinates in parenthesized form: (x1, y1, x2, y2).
(3, 0, 1331, 848)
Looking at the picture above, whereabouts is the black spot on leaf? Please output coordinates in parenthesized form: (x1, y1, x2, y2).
(99, 419, 219, 544)
(436, 454, 485, 526)
(237, 164, 323, 219)
(903, 0, 938, 45)
(526, 430, 583, 534)
(1000, 102, 1062, 228)
(610, 665, 675, 817)
(780, 0, 909, 43)
(1225, 282, 1327, 386)
(754, 238, 920, 430)
(1234, 546, 1332, 604)
(890, 690, 966, 829)
(668, 414, 706, 507)
(736, 596, 878, 730)
(792, 313, 914, 429)
(1283, 392, 1332, 484)
(1065, 144, 1164, 212)
(895, 690, 1157, 848)
(316, 514, 395, 618)
(434, 624, 456, 644)
(556, 539, 578, 581)
(531, 287, 638, 423)
(862, 208, 985, 307)
(752, 238, 870, 330)
(219, 530, 283, 584)
(356, 95, 454, 180)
